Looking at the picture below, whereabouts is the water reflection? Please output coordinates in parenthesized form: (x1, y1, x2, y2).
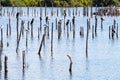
(85, 58, 91, 80)
(22, 67, 25, 80)
(86, 58, 89, 71)
(4, 72, 8, 80)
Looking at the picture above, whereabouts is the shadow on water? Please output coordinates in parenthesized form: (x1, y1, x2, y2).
(69, 71, 72, 80)
(86, 58, 89, 71)
(85, 58, 91, 80)
(22, 67, 25, 80)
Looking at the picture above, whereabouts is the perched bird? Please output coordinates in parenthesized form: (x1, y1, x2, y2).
(101, 17, 104, 21)
(16, 12, 20, 19)
(66, 19, 69, 26)
(30, 18, 34, 25)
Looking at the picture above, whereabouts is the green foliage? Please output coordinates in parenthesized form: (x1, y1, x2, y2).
(92, 0, 115, 6)
(1, 0, 120, 7)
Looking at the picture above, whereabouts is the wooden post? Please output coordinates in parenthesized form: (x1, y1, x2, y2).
(16, 21, 24, 52)
(9, 12, 11, 36)
(1, 28, 3, 48)
(95, 16, 97, 36)
(47, 22, 49, 38)
(38, 28, 40, 39)
(101, 17, 104, 30)
(51, 23, 53, 56)
(64, 10, 66, 30)
(83, 6, 85, 16)
(51, 2, 53, 16)
(6, 24, 8, 37)
(70, 22, 72, 31)
(116, 23, 118, 38)
(26, 30, 28, 49)
(30, 18, 34, 38)
(58, 20, 62, 39)
(109, 26, 111, 39)
(87, 6, 89, 17)
(40, 16, 42, 31)
(56, 18, 57, 30)
(66, 20, 69, 38)
(72, 16, 75, 39)
(21, 21, 25, 36)
(112, 25, 115, 39)
(92, 25, 94, 39)
(22, 51, 25, 70)
(80, 27, 84, 37)
(46, 16, 48, 25)
(38, 33, 46, 57)
(28, 21, 29, 30)
(16, 12, 19, 40)
(86, 19, 89, 58)
(4, 56, 8, 78)
(67, 55, 72, 75)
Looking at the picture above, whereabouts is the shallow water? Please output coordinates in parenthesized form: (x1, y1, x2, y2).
(0, 7, 120, 80)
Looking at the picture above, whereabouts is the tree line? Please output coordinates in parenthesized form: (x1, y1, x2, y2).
(1, 0, 120, 7)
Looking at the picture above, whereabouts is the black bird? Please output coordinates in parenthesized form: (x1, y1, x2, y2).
(46, 16, 48, 23)
(16, 12, 20, 19)
(40, 16, 42, 21)
(101, 17, 104, 21)
(66, 19, 69, 26)
(30, 18, 34, 25)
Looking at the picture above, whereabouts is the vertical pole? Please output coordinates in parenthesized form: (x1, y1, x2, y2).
(30, 18, 34, 38)
(26, 30, 28, 49)
(51, 23, 53, 56)
(92, 25, 94, 39)
(58, 20, 62, 39)
(95, 16, 97, 36)
(7, 24, 8, 37)
(116, 23, 118, 38)
(38, 28, 40, 39)
(56, 18, 57, 30)
(86, 19, 89, 58)
(109, 26, 111, 39)
(4, 56, 8, 78)
(22, 51, 25, 69)
(9, 12, 11, 36)
(40, 17, 42, 31)
(1, 28, 3, 48)
(16, 12, 19, 41)
(67, 55, 72, 75)
(38, 33, 46, 57)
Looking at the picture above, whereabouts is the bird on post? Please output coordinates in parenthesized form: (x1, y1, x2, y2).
(16, 12, 20, 19)
(66, 19, 70, 26)
(30, 18, 34, 25)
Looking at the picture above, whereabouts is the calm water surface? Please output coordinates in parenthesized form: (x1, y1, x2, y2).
(0, 7, 120, 80)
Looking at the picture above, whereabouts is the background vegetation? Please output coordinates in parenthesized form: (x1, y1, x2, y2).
(1, 0, 120, 7)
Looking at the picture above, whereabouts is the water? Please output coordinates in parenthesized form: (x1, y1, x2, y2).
(0, 7, 120, 80)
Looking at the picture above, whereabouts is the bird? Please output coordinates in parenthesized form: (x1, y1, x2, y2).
(30, 18, 34, 25)
(66, 19, 69, 26)
(16, 12, 20, 19)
